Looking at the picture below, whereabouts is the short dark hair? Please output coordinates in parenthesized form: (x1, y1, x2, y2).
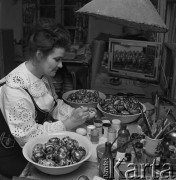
(27, 25, 70, 58)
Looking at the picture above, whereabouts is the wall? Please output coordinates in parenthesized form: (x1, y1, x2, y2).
(1, 0, 22, 41)
(0, 0, 2, 28)
(88, 16, 123, 43)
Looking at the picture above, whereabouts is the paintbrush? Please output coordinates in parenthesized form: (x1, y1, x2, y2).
(155, 122, 171, 139)
(139, 102, 153, 138)
(163, 109, 172, 125)
(152, 93, 160, 137)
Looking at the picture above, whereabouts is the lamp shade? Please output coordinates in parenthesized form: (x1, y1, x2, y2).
(77, 0, 168, 33)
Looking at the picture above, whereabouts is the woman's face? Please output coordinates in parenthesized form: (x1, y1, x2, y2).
(40, 47, 65, 77)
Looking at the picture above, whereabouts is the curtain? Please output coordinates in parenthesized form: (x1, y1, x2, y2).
(166, 3, 176, 42)
(22, 0, 38, 57)
(22, 0, 38, 40)
(158, 0, 167, 43)
(73, 0, 90, 44)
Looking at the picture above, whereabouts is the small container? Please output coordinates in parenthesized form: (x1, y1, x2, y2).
(96, 125, 103, 138)
(112, 119, 121, 133)
(103, 123, 111, 139)
(108, 127, 116, 144)
(87, 125, 96, 140)
(90, 128, 99, 144)
(117, 124, 130, 153)
(135, 142, 143, 163)
(94, 120, 102, 126)
(94, 120, 103, 137)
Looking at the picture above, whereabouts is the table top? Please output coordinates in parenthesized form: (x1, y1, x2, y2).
(17, 136, 120, 179)
(18, 161, 100, 180)
(15, 103, 176, 180)
(15, 121, 146, 180)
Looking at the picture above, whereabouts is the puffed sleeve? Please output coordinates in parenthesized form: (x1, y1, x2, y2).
(52, 99, 74, 121)
(1, 86, 66, 147)
(44, 76, 74, 121)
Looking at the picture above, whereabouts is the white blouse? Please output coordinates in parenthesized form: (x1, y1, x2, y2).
(0, 62, 74, 147)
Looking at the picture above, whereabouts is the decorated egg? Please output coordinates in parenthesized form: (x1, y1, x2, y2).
(32, 151, 45, 162)
(89, 111, 96, 119)
(44, 142, 54, 154)
(48, 137, 60, 144)
(38, 159, 56, 167)
(55, 151, 67, 162)
(32, 143, 44, 153)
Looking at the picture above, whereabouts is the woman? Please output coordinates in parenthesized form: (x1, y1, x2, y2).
(0, 27, 96, 178)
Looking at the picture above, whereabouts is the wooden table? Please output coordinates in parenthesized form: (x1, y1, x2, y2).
(13, 119, 149, 180)
(16, 137, 119, 180)
(13, 103, 176, 180)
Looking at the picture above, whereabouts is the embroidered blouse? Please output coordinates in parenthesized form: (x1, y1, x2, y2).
(0, 62, 74, 147)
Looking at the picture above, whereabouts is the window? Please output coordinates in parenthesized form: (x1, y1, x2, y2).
(39, 0, 55, 19)
(61, 0, 90, 43)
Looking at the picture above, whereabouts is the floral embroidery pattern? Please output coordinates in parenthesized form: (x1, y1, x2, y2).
(28, 80, 48, 97)
(19, 109, 32, 122)
(6, 71, 49, 97)
(4, 64, 66, 146)
(9, 99, 33, 123)
(6, 72, 30, 89)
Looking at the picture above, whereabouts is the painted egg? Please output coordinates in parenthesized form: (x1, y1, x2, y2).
(89, 111, 96, 118)
(76, 128, 87, 136)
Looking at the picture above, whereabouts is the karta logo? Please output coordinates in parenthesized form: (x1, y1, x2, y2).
(114, 159, 175, 179)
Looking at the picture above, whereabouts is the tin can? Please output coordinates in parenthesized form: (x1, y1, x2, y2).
(87, 125, 96, 140)
(103, 123, 111, 139)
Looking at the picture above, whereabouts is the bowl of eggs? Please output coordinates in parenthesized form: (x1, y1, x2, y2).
(22, 131, 92, 175)
(62, 89, 106, 108)
(97, 95, 146, 124)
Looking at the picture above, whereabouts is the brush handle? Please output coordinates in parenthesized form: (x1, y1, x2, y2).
(155, 122, 170, 139)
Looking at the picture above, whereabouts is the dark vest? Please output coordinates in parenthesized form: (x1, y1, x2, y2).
(0, 83, 57, 156)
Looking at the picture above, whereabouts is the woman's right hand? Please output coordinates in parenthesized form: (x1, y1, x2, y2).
(63, 107, 89, 130)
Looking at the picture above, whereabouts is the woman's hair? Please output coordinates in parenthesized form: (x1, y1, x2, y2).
(27, 24, 71, 58)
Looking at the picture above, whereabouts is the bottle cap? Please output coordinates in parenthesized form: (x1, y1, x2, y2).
(112, 119, 121, 125)
(103, 123, 111, 127)
(102, 120, 111, 124)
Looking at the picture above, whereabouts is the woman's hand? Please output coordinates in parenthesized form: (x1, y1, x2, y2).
(63, 106, 90, 130)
